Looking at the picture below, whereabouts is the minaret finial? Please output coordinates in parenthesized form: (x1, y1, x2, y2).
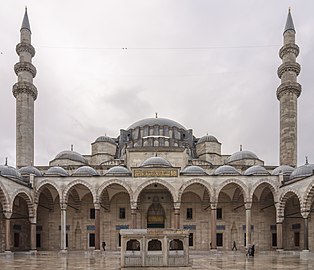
(284, 7, 295, 34)
(5, 157, 8, 166)
(240, 145, 243, 151)
(21, 6, 31, 32)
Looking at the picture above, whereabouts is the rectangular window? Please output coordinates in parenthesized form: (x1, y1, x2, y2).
(118, 233, 121, 247)
(294, 232, 300, 247)
(90, 208, 95, 219)
(217, 208, 222, 219)
(272, 233, 277, 247)
(14, 233, 19, 247)
(216, 233, 223, 247)
(36, 233, 41, 248)
(189, 233, 194, 246)
(66, 233, 68, 248)
(244, 233, 246, 247)
(186, 208, 193, 220)
(119, 208, 126, 219)
(89, 233, 95, 247)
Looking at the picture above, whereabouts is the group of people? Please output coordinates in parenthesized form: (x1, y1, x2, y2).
(232, 241, 255, 257)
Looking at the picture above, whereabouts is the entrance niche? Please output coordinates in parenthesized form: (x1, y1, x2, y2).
(147, 196, 165, 228)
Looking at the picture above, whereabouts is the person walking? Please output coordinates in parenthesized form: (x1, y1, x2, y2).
(232, 241, 237, 251)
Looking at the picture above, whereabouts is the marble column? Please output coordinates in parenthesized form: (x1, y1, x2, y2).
(4, 212, 12, 252)
(303, 217, 309, 251)
(210, 204, 217, 249)
(174, 208, 180, 229)
(245, 202, 252, 248)
(30, 217, 37, 251)
(131, 208, 137, 229)
(60, 203, 67, 251)
(276, 222, 283, 250)
(95, 204, 100, 250)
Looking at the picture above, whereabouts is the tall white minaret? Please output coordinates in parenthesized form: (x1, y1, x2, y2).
(12, 8, 37, 168)
(277, 9, 301, 167)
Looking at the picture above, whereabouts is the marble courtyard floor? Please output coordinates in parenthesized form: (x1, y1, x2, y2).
(0, 250, 313, 269)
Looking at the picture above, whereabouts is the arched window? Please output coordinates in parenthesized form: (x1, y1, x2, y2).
(126, 239, 140, 251)
(148, 239, 162, 251)
(169, 239, 183, 250)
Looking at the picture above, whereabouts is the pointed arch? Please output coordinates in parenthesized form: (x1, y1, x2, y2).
(62, 179, 96, 203)
(35, 180, 61, 204)
(277, 188, 302, 220)
(302, 179, 314, 212)
(178, 178, 214, 203)
(11, 188, 35, 217)
(250, 178, 279, 203)
(216, 178, 249, 202)
(133, 179, 177, 202)
(0, 181, 10, 212)
(98, 179, 133, 203)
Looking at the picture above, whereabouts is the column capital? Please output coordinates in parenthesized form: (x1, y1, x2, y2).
(244, 202, 252, 210)
(3, 211, 12, 219)
(60, 203, 67, 210)
(29, 216, 37, 224)
(94, 203, 100, 210)
(210, 202, 217, 209)
(130, 201, 138, 210)
(173, 201, 181, 210)
(301, 210, 310, 219)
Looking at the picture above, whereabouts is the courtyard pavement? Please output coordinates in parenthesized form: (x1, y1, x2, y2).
(0, 250, 313, 269)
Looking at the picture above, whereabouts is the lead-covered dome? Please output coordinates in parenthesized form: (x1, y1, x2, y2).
(0, 165, 22, 180)
(214, 165, 240, 176)
(244, 165, 269, 176)
(73, 166, 100, 176)
(128, 117, 186, 130)
(106, 166, 131, 176)
(290, 163, 314, 180)
(181, 165, 207, 175)
(46, 166, 69, 176)
(19, 166, 42, 176)
(227, 150, 258, 163)
(54, 150, 88, 164)
(197, 135, 218, 144)
(141, 157, 172, 168)
(272, 165, 294, 176)
(94, 135, 116, 145)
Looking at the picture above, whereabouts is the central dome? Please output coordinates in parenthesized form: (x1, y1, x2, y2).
(127, 117, 186, 130)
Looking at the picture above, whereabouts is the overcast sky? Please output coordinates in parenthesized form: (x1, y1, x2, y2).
(1, 0, 313, 167)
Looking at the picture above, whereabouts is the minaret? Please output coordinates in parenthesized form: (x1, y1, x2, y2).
(277, 9, 301, 167)
(12, 8, 37, 168)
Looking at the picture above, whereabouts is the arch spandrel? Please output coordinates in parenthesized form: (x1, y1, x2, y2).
(0, 181, 11, 212)
(133, 179, 177, 203)
(34, 180, 61, 204)
(11, 188, 35, 218)
(177, 178, 214, 203)
(302, 179, 314, 213)
(277, 188, 303, 220)
(97, 178, 133, 203)
(62, 179, 96, 204)
(215, 178, 249, 202)
(250, 178, 279, 203)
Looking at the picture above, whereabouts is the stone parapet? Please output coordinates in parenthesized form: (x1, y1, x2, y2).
(279, 43, 299, 59)
(276, 82, 301, 100)
(16, 42, 35, 57)
(277, 62, 300, 78)
(14, 61, 37, 78)
(13, 81, 38, 100)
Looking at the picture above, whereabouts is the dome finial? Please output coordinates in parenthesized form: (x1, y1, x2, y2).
(5, 157, 8, 166)
(240, 145, 243, 151)
(305, 156, 309, 165)
(155, 112, 158, 118)
(71, 144, 73, 151)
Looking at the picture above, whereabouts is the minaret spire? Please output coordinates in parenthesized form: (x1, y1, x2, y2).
(277, 9, 301, 167)
(13, 9, 37, 168)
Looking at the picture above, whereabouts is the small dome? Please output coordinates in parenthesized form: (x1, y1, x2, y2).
(244, 165, 269, 176)
(272, 165, 294, 176)
(19, 166, 42, 176)
(73, 166, 100, 176)
(227, 150, 258, 163)
(197, 135, 218, 144)
(141, 156, 172, 168)
(290, 163, 314, 180)
(94, 136, 116, 144)
(106, 166, 131, 176)
(128, 117, 186, 130)
(0, 165, 22, 180)
(214, 165, 240, 176)
(181, 165, 207, 175)
(46, 166, 69, 176)
(54, 150, 88, 164)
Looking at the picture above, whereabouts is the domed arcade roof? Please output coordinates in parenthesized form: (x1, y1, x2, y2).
(227, 150, 258, 163)
(214, 165, 241, 176)
(73, 166, 100, 176)
(181, 165, 207, 175)
(141, 156, 172, 168)
(290, 163, 314, 180)
(54, 150, 88, 164)
(46, 166, 69, 176)
(128, 117, 186, 130)
(106, 166, 131, 176)
(19, 166, 42, 176)
(272, 165, 294, 176)
(0, 165, 22, 180)
(244, 165, 269, 176)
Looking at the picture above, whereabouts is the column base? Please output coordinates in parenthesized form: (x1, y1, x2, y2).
(276, 249, 284, 252)
(59, 249, 68, 255)
(29, 249, 37, 255)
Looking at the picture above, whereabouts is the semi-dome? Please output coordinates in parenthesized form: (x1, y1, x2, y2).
(106, 166, 131, 176)
(141, 156, 172, 168)
(19, 166, 42, 176)
(227, 150, 258, 163)
(46, 166, 69, 176)
(197, 135, 218, 144)
(290, 163, 314, 180)
(128, 117, 186, 130)
(73, 166, 100, 176)
(244, 165, 269, 176)
(94, 135, 116, 144)
(0, 165, 22, 180)
(272, 165, 294, 176)
(214, 165, 241, 176)
(54, 150, 88, 164)
(181, 165, 207, 175)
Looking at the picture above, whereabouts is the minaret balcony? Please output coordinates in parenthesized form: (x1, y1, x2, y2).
(279, 43, 299, 59)
(12, 81, 38, 100)
(276, 82, 301, 100)
(16, 42, 35, 57)
(277, 62, 300, 78)
(14, 62, 37, 78)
